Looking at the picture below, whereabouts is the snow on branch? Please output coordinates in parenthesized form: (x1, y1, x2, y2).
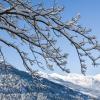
(0, 0, 100, 75)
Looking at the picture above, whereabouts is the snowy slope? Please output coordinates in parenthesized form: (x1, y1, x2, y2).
(0, 64, 99, 100)
(39, 71, 100, 97)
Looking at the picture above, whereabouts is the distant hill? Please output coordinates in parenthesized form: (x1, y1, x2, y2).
(0, 64, 99, 100)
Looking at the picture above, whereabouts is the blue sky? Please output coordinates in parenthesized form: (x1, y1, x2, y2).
(1, 0, 100, 75)
(40, 0, 100, 75)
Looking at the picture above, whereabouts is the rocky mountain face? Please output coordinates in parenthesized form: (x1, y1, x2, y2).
(0, 64, 99, 100)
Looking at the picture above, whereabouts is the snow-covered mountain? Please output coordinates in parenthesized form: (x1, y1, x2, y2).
(0, 64, 99, 100)
(39, 72, 100, 90)
(39, 71, 100, 97)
